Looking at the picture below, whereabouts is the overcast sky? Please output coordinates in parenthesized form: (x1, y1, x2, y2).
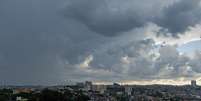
(0, 0, 201, 85)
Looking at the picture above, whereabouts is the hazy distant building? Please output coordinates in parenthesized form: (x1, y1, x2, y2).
(191, 80, 197, 87)
(107, 83, 125, 95)
(125, 86, 132, 95)
(92, 85, 107, 94)
(85, 81, 93, 91)
(74, 81, 93, 91)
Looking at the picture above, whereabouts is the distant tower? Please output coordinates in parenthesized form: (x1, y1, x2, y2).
(191, 80, 197, 87)
(85, 81, 93, 91)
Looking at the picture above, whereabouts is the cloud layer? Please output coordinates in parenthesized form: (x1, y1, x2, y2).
(64, 0, 201, 37)
(0, 0, 201, 85)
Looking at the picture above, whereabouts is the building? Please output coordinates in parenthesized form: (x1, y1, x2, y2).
(125, 86, 132, 96)
(191, 80, 197, 87)
(76, 82, 85, 88)
(16, 96, 28, 101)
(85, 81, 93, 91)
(92, 85, 107, 94)
(106, 83, 125, 95)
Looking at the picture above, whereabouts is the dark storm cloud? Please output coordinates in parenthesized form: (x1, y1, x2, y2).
(0, 0, 106, 85)
(156, 0, 201, 36)
(0, 0, 68, 84)
(63, 0, 167, 36)
(63, 0, 201, 36)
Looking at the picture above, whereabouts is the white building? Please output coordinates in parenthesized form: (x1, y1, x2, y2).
(16, 96, 28, 101)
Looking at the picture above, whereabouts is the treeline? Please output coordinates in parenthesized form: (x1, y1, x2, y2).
(0, 88, 90, 101)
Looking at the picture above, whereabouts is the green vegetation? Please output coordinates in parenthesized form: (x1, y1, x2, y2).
(0, 88, 90, 101)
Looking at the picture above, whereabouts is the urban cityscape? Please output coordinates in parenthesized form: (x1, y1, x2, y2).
(0, 80, 201, 101)
(1, 0, 201, 101)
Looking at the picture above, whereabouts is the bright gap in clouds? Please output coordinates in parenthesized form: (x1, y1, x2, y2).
(178, 40, 201, 53)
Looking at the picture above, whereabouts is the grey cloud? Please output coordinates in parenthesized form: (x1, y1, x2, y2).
(0, 0, 107, 85)
(154, 45, 193, 78)
(75, 38, 199, 81)
(156, 0, 201, 36)
(63, 0, 167, 36)
(0, 0, 201, 85)
(63, 0, 201, 37)
(189, 51, 201, 73)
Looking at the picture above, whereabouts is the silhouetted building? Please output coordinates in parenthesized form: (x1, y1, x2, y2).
(107, 83, 125, 95)
(191, 80, 197, 87)
(85, 81, 93, 91)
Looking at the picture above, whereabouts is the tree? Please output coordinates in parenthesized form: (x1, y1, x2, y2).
(39, 89, 63, 101)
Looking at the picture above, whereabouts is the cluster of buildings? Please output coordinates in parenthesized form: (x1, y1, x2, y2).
(1, 80, 201, 101)
(59, 80, 201, 101)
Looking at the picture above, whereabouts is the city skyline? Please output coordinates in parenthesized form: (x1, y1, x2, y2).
(0, 0, 201, 85)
